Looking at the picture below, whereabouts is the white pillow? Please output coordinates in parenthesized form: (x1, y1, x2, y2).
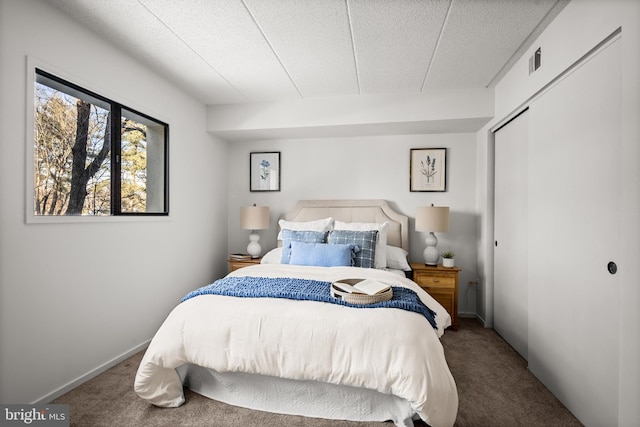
(334, 221, 388, 269)
(277, 217, 334, 240)
(260, 247, 283, 264)
(386, 245, 411, 271)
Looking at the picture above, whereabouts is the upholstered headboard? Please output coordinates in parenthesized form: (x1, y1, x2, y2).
(279, 199, 409, 252)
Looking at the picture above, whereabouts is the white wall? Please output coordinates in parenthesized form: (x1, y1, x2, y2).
(475, 0, 640, 424)
(0, 0, 229, 404)
(226, 133, 480, 316)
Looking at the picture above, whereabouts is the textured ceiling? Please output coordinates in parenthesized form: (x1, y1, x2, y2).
(46, 0, 567, 106)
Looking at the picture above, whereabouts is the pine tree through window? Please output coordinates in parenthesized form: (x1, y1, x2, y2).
(34, 69, 168, 216)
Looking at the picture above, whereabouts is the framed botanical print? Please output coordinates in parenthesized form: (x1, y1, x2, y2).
(250, 152, 280, 192)
(410, 148, 447, 192)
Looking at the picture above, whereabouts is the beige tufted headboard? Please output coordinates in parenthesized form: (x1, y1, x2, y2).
(279, 199, 409, 252)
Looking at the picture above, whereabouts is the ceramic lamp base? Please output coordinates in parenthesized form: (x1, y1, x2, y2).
(423, 232, 439, 265)
(246, 231, 262, 258)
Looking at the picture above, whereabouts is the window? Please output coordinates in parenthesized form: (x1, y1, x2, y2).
(33, 68, 169, 217)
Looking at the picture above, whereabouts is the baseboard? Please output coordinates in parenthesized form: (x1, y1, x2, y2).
(34, 339, 151, 404)
(459, 312, 491, 328)
(474, 313, 489, 327)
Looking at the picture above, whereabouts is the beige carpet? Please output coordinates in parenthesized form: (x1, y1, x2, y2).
(52, 318, 582, 426)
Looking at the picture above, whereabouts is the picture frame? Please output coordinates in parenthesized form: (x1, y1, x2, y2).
(410, 148, 447, 192)
(250, 152, 280, 192)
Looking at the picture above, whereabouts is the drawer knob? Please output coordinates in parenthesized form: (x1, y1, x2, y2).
(433, 279, 439, 283)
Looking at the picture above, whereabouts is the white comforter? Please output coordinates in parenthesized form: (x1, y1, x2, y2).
(134, 264, 458, 427)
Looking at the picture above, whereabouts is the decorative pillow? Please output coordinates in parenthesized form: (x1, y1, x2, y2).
(386, 245, 411, 271)
(260, 247, 283, 264)
(281, 229, 328, 264)
(328, 229, 378, 269)
(288, 241, 357, 267)
(276, 217, 334, 240)
(334, 221, 388, 269)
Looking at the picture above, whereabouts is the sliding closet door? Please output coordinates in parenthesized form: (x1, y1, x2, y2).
(493, 110, 529, 360)
(528, 39, 621, 426)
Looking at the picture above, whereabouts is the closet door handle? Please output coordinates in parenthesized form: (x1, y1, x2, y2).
(607, 262, 617, 275)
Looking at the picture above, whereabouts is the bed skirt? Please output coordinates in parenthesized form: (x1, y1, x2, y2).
(177, 364, 416, 427)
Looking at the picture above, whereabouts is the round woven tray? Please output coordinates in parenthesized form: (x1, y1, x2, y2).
(330, 279, 393, 305)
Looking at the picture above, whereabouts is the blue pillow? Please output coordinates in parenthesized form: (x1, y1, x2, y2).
(288, 241, 357, 267)
(281, 229, 328, 264)
(328, 229, 378, 268)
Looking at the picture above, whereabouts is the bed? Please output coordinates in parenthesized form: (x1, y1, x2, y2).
(135, 200, 458, 427)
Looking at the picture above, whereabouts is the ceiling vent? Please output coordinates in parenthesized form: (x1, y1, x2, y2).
(529, 47, 542, 74)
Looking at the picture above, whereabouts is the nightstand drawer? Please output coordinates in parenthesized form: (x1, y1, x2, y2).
(414, 272, 455, 288)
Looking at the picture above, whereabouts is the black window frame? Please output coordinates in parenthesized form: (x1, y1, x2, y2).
(34, 68, 169, 217)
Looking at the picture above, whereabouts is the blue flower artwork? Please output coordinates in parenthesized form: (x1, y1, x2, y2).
(250, 152, 280, 192)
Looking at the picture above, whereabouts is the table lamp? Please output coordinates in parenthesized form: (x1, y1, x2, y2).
(240, 205, 270, 258)
(416, 205, 449, 265)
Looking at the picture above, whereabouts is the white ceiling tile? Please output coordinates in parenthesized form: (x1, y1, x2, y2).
(244, 0, 359, 98)
(140, 0, 301, 102)
(349, 0, 450, 94)
(46, 0, 246, 104)
(424, 0, 559, 90)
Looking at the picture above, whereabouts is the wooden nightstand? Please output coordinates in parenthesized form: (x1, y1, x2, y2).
(410, 262, 461, 330)
(228, 256, 262, 272)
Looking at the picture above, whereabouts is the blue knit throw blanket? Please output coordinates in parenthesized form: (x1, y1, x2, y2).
(182, 276, 437, 329)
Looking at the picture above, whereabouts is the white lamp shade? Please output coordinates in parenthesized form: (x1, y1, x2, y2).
(415, 206, 449, 232)
(240, 206, 270, 230)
